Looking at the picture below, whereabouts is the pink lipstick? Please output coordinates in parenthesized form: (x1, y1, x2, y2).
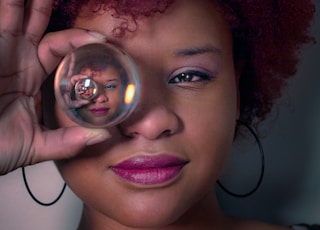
(110, 155, 188, 185)
(90, 107, 109, 115)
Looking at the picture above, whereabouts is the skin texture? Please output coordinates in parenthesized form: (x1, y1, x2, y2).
(52, 0, 290, 229)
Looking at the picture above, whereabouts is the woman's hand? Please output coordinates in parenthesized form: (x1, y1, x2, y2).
(0, 0, 110, 175)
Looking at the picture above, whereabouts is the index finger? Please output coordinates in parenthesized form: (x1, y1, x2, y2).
(70, 74, 91, 85)
(38, 29, 107, 75)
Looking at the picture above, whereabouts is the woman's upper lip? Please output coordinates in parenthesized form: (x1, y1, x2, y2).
(111, 155, 189, 169)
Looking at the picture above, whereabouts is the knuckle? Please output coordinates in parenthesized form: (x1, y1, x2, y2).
(0, 28, 22, 38)
(25, 32, 39, 46)
(32, 5, 52, 18)
(3, 0, 24, 9)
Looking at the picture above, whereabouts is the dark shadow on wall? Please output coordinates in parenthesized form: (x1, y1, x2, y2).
(216, 2, 320, 225)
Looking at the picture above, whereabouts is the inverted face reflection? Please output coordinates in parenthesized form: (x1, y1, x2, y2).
(53, 0, 239, 228)
(55, 42, 140, 127)
(75, 67, 122, 125)
(75, 78, 97, 100)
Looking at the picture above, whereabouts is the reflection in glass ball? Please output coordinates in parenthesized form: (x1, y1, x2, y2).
(54, 43, 140, 127)
(75, 78, 98, 101)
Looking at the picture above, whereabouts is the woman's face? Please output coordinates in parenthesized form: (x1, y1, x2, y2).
(54, 0, 239, 228)
(77, 67, 122, 125)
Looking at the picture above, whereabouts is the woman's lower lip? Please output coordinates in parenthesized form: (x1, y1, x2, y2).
(110, 155, 188, 185)
(111, 165, 185, 185)
(90, 108, 109, 115)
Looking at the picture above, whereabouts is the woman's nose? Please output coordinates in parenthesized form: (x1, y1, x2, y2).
(94, 92, 108, 103)
(119, 104, 180, 140)
(119, 74, 180, 141)
(118, 57, 181, 140)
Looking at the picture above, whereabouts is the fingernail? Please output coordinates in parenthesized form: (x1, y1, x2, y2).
(86, 130, 111, 146)
(87, 31, 108, 41)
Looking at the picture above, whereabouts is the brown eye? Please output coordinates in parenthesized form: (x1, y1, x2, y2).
(169, 71, 211, 84)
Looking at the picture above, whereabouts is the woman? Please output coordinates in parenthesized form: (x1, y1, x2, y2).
(0, 0, 316, 229)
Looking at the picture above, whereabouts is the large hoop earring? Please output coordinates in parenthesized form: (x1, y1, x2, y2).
(22, 166, 66, 206)
(217, 120, 265, 198)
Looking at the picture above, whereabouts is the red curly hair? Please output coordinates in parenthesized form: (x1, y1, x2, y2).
(48, 0, 315, 127)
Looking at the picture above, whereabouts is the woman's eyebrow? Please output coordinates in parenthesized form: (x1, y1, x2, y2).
(173, 45, 222, 57)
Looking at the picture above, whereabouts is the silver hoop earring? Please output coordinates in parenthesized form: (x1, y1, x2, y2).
(22, 167, 66, 206)
(217, 120, 265, 198)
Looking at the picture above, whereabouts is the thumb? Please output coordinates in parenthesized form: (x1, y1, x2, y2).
(33, 126, 111, 162)
(38, 29, 108, 75)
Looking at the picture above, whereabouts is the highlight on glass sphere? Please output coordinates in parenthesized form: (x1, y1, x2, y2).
(54, 43, 140, 128)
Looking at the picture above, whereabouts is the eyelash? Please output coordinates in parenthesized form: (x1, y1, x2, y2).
(168, 70, 213, 84)
(104, 84, 118, 89)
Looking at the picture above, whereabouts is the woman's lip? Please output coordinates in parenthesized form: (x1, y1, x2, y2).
(90, 107, 109, 115)
(110, 155, 189, 185)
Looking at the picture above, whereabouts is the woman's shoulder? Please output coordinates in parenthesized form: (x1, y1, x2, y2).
(229, 218, 290, 230)
(228, 217, 320, 230)
(291, 224, 320, 230)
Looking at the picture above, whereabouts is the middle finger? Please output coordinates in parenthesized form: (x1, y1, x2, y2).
(24, 0, 54, 43)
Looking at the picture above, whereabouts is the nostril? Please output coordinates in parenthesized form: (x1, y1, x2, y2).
(118, 105, 180, 140)
(162, 129, 173, 137)
(124, 129, 174, 139)
(127, 132, 138, 138)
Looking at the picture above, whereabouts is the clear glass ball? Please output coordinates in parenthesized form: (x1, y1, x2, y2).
(54, 43, 140, 128)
